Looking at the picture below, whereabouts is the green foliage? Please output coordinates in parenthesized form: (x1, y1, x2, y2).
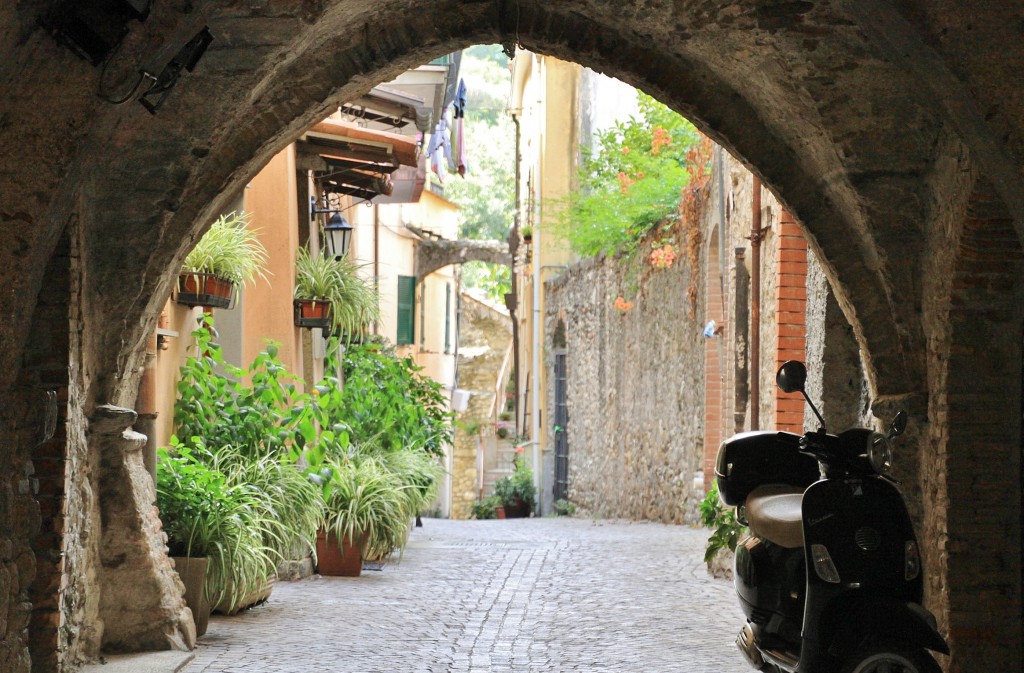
(555, 94, 702, 259)
(173, 317, 309, 459)
(553, 498, 576, 517)
(163, 319, 452, 577)
(493, 457, 536, 511)
(699, 483, 747, 564)
(471, 495, 502, 520)
(461, 261, 511, 304)
(326, 344, 454, 458)
(320, 457, 414, 561)
(182, 211, 269, 287)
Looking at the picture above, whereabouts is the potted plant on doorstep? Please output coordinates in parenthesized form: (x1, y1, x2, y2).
(493, 451, 536, 518)
(177, 211, 269, 309)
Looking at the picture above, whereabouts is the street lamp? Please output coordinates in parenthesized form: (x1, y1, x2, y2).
(323, 212, 353, 260)
(311, 197, 353, 259)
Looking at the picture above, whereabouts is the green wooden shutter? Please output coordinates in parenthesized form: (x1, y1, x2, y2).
(397, 275, 416, 345)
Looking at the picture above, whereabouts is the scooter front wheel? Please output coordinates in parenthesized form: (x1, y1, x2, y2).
(840, 643, 942, 673)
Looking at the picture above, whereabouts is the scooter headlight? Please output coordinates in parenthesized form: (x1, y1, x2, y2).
(868, 431, 893, 476)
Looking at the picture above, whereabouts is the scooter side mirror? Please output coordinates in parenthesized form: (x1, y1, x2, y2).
(889, 410, 907, 438)
(776, 361, 807, 394)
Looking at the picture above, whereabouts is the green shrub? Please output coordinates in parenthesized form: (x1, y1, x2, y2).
(554, 94, 702, 259)
(699, 483, 747, 563)
(493, 457, 535, 511)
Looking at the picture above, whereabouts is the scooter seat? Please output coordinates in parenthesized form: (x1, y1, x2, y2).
(746, 484, 805, 549)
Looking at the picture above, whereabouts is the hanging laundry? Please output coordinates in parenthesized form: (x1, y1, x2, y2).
(451, 78, 468, 177)
(427, 108, 453, 183)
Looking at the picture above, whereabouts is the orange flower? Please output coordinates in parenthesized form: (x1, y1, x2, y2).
(621, 146, 631, 155)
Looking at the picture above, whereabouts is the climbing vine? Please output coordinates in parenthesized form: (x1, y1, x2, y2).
(553, 94, 711, 317)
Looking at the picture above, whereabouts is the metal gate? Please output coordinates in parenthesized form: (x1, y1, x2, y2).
(553, 350, 569, 502)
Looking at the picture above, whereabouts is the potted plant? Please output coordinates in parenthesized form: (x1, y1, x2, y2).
(294, 247, 337, 329)
(156, 444, 280, 634)
(293, 247, 380, 336)
(493, 457, 536, 518)
(316, 457, 412, 577)
(520, 225, 533, 244)
(178, 211, 269, 309)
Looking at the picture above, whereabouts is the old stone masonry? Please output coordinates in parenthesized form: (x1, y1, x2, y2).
(181, 518, 746, 673)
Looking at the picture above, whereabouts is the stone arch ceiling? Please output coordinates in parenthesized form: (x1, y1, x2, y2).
(2, 0, 1024, 406)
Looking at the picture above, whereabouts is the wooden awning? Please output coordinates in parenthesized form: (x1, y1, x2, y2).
(300, 119, 420, 200)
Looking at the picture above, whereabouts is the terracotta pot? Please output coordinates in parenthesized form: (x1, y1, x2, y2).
(176, 272, 236, 309)
(502, 499, 530, 518)
(495, 505, 506, 520)
(315, 530, 363, 577)
(172, 556, 210, 637)
(293, 298, 333, 328)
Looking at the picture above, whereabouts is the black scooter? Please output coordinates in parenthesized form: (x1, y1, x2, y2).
(715, 361, 948, 673)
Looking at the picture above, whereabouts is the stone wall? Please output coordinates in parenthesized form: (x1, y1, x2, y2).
(546, 229, 706, 524)
(451, 295, 512, 520)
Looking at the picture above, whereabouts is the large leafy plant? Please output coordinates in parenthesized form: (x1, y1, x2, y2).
(173, 317, 311, 459)
(314, 344, 453, 458)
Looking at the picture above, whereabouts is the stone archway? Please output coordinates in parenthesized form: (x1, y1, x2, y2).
(3, 1, 1024, 671)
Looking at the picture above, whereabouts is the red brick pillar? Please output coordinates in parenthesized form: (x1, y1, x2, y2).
(774, 212, 807, 432)
(703, 226, 726, 486)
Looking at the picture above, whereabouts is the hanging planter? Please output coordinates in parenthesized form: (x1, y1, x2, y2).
(177, 272, 236, 309)
(176, 211, 268, 311)
(293, 298, 333, 329)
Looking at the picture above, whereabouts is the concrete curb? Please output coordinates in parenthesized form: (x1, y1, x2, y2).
(80, 651, 194, 673)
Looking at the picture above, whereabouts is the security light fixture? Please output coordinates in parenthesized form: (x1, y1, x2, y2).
(41, 0, 152, 65)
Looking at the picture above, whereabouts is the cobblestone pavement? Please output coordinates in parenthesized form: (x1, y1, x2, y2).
(182, 518, 748, 673)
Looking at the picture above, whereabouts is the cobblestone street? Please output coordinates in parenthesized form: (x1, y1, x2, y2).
(181, 518, 746, 673)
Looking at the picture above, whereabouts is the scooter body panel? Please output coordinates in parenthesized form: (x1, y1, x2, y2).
(797, 478, 932, 672)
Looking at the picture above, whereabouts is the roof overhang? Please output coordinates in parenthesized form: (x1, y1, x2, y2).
(299, 119, 420, 200)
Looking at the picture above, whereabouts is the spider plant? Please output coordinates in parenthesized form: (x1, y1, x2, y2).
(294, 246, 380, 337)
(182, 211, 270, 287)
(320, 457, 412, 562)
(156, 444, 281, 608)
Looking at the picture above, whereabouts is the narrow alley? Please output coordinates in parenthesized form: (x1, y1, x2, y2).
(180, 518, 745, 673)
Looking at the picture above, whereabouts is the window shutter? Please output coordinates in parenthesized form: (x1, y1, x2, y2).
(397, 275, 416, 345)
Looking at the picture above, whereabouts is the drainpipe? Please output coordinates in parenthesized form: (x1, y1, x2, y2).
(531, 186, 542, 513)
(509, 114, 522, 435)
(750, 177, 763, 430)
(136, 328, 160, 485)
(373, 204, 380, 335)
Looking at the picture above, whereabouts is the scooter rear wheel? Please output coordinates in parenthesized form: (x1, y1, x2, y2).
(840, 643, 942, 673)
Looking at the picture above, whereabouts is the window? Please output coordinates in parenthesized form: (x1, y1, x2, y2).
(397, 275, 416, 345)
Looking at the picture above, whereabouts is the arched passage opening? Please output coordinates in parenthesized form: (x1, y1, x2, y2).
(3, 1, 1024, 671)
